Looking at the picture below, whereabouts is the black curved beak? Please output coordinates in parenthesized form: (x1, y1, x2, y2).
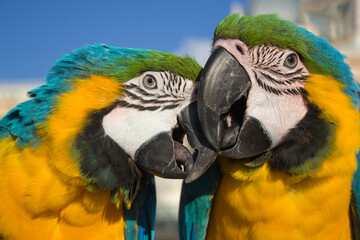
(185, 47, 271, 180)
(197, 47, 251, 151)
(134, 131, 194, 179)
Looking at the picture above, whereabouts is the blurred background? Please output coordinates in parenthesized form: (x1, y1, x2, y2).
(1, 0, 360, 239)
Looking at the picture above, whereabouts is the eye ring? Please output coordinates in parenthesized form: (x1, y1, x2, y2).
(143, 75, 157, 89)
(283, 53, 298, 69)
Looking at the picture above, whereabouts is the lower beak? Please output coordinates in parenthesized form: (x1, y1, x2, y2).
(134, 132, 193, 179)
(177, 102, 218, 183)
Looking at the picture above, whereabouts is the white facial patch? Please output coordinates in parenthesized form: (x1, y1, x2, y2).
(214, 39, 309, 147)
(102, 107, 178, 159)
(102, 71, 194, 158)
(246, 84, 308, 146)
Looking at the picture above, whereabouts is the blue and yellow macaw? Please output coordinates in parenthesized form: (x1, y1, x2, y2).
(0, 44, 202, 239)
(180, 14, 360, 239)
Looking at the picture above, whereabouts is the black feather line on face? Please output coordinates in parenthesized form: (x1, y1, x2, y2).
(123, 89, 182, 104)
(125, 84, 153, 97)
(117, 100, 161, 111)
(267, 100, 332, 173)
(255, 71, 305, 96)
(261, 72, 287, 85)
(74, 104, 148, 201)
(161, 103, 181, 110)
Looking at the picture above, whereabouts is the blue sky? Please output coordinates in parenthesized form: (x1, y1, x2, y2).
(0, 0, 249, 81)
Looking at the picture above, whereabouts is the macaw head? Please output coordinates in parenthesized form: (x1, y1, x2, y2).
(2, 44, 201, 198)
(185, 14, 360, 182)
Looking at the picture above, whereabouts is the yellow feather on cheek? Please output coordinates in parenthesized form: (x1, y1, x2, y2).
(0, 75, 126, 239)
(208, 75, 360, 240)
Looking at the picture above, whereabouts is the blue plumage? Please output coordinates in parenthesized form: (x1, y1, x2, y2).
(179, 161, 221, 240)
(125, 175, 156, 240)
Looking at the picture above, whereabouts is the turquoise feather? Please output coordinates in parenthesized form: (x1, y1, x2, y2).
(179, 161, 221, 240)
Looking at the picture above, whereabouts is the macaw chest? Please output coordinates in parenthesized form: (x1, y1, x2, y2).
(206, 173, 353, 240)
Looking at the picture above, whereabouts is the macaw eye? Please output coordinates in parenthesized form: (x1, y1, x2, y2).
(283, 53, 298, 69)
(143, 75, 157, 89)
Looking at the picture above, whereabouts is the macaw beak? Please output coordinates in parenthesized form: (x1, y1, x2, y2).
(134, 130, 194, 179)
(178, 102, 218, 183)
(185, 47, 271, 180)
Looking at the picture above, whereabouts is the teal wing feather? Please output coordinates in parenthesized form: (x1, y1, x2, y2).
(351, 151, 360, 239)
(0, 121, 10, 139)
(179, 161, 221, 240)
(124, 174, 156, 240)
(0, 85, 55, 147)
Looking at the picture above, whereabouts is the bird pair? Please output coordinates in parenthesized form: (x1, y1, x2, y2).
(1, 14, 360, 240)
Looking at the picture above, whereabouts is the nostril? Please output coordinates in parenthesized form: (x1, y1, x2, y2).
(236, 45, 244, 55)
(218, 96, 247, 150)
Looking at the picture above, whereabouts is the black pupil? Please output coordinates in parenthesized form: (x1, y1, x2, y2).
(287, 55, 296, 65)
(147, 78, 154, 84)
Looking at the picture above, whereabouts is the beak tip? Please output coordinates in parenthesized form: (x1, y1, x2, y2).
(184, 170, 202, 183)
(184, 148, 218, 183)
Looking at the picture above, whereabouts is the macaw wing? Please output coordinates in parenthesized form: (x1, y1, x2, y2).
(0, 85, 55, 147)
(124, 174, 156, 240)
(351, 151, 360, 240)
(0, 121, 10, 139)
(179, 160, 221, 240)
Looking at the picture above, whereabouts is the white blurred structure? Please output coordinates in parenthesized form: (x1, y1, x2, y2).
(299, 0, 354, 44)
(249, 0, 300, 22)
(355, 0, 360, 47)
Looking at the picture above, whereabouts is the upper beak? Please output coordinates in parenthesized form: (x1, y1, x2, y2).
(134, 130, 194, 179)
(197, 47, 251, 151)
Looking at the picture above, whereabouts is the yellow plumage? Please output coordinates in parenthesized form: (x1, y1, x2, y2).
(0, 76, 126, 239)
(207, 74, 360, 239)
